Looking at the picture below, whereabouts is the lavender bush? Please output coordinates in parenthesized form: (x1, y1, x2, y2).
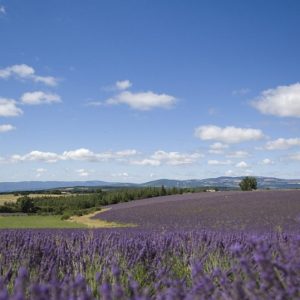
(0, 229, 299, 299)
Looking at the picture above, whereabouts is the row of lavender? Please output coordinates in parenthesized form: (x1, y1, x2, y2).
(0, 229, 299, 299)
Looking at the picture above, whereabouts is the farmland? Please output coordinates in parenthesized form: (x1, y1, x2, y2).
(97, 190, 300, 232)
(0, 215, 86, 229)
(0, 190, 300, 299)
(0, 193, 70, 205)
(0, 228, 299, 299)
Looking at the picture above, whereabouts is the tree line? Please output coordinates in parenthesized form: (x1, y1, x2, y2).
(0, 186, 205, 217)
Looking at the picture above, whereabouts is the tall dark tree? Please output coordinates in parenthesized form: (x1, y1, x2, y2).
(239, 177, 257, 191)
(18, 196, 37, 213)
(160, 185, 167, 196)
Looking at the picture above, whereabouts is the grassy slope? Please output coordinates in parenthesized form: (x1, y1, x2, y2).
(0, 193, 70, 205)
(0, 194, 19, 205)
(0, 215, 87, 228)
(68, 209, 136, 228)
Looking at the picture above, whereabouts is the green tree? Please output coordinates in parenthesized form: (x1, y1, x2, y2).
(160, 185, 167, 196)
(18, 196, 37, 213)
(239, 177, 257, 191)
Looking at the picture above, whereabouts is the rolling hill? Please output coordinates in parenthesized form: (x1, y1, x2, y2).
(0, 176, 299, 193)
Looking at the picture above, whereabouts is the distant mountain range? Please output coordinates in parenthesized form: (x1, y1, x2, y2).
(0, 177, 300, 193)
(143, 177, 300, 189)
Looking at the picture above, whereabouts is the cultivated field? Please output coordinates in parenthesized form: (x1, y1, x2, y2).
(96, 190, 300, 232)
(0, 215, 86, 228)
(0, 229, 299, 299)
(1, 190, 300, 299)
(0, 193, 69, 205)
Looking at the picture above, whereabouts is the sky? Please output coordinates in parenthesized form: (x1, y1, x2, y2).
(0, 0, 300, 182)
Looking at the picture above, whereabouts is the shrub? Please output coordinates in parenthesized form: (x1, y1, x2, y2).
(239, 176, 257, 191)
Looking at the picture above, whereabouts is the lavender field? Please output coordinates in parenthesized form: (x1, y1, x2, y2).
(0, 229, 300, 299)
(0, 190, 300, 299)
(97, 190, 300, 232)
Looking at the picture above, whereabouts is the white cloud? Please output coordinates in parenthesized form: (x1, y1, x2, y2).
(0, 124, 15, 132)
(63, 149, 99, 161)
(131, 150, 202, 166)
(207, 159, 232, 165)
(210, 142, 229, 150)
(12, 151, 61, 163)
(115, 149, 137, 157)
(0, 98, 23, 117)
(225, 168, 253, 176)
(36, 168, 47, 178)
(105, 90, 176, 110)
(226, 151, 250, 158)
(33, 76, 57, 86)
(9, 148, 138, 163)
(76, 169, 90, 177)
(6, 148, 202, 167)
(112, 172, 129, 177)
(225, 169, 234, 176)
(261, 158, 274, 165)
(208, 142, 228, 154)
(289, 153, 300, 161)
(252, 83, 300, 117)
(195, 125, 264, 144)
(151, 150, 202, 165)
(0, 64, 58, 86)
(131, 159, 161, 166)
(63, 148, 137, 162)
(115, 80, 132, 90)
(21, 91, 61, 105)
(0, 5, 6, 14)
(265, 138, 300, 150)
(235, 161, 248, 168)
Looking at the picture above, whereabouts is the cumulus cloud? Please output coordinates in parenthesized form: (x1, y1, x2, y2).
(132, 150, 202, 166)
(0, 98, 23, 117)
(12, 151, 61, 163)
(0, 64, 58, 86)
(63, 148, 137, 162)
(112, 172, 129, 178)
(235, 161, 248, 168)
(289, 153, 300, 161)
(265, 138, 300, 150)
(131, 159, 161, 166)
(9, 148, 138, 163)
(207, 159, 232, 165)
(21, 91, 61, 105)
(195, 125, 264, 144)
(261, 158, 274, 165)
(252, 83, 300, 117)
(225, 168, 253, 176)
(105, 91, 176, 110)
(36, 168, 47, 178)
(0, 124, 15, 132)
(225, 169, 234, 176)
(226, 151, 250, 158)
(208, 142, 229, 154)
(6, 148, 203, 167)
(115, 80, 132, 90)
(76, 169, 90, 177)
(151, 150, 202, 165)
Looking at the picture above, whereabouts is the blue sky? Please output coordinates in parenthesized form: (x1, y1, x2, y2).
(0, 0, 300, 182)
